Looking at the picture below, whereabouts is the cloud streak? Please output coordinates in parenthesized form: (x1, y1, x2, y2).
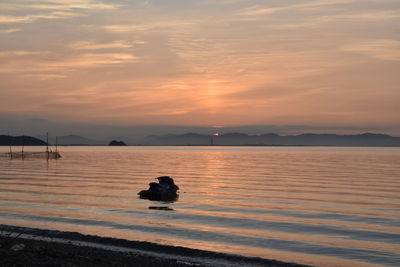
(0, 0, 120, 24)
(69, 40, 140, 50)
(0, 0, 119, 11)
(342, 39, 400, 61)
(102, 20, 196, 33)
(0, 28, 21, 34)
(237, 0, 355, 17)
(0, 12, 81, 24)
(0, 50, 139, 76)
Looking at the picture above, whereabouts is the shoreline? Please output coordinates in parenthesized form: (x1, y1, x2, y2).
(2, 144, 400, 147)
(0, 224, 311, 267)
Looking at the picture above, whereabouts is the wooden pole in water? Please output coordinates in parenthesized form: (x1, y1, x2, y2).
(46, 132, 49, 152)
(8, 132, 12, 159)
(46, 132, 49, 160)
(21, 134, 24, 159)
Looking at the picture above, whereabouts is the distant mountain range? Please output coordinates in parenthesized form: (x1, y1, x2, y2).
(1, 133, 400, 146)
(35, 134, 101, 145)
(142, 132, 400, 146)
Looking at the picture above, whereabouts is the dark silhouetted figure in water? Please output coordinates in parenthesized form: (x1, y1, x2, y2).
(138, 176, 179, 202)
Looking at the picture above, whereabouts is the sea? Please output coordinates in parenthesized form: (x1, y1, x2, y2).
(0, 146, 399, 267)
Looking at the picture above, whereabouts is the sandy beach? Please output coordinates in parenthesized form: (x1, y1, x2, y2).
(0, 224, 311, 267)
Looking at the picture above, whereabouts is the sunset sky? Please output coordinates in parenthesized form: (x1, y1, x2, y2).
(1, 0, 399, 135)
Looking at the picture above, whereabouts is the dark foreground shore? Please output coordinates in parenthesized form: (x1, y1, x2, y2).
(0, 225, 311, 267)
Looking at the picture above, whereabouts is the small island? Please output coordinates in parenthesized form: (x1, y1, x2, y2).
(108, 140, 127, 146)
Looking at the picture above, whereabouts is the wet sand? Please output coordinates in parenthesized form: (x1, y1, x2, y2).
(0, 224, 311, 267)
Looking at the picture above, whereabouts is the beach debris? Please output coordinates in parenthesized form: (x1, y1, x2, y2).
(0, 231, 25, 249)
(11, 243, 25, 252)
(138, 176, 179, 202)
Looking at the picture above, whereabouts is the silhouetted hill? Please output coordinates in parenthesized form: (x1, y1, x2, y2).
(142, 132, 400, 146)
(0, 135, 47, 146)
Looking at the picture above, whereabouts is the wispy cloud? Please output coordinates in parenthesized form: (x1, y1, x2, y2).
(102, 20, 195, 33)
(23, 73, 67, 80)
(0, 50, 139, 76)
(342, 39, 400, 61)
(50, 53, 139, 68)
(69, 40, 143, 50)
(0, 12, 81, 24)
(238, 6, 284, 17)
(0, 0, 120, 24)
(235, 0, 400, 27)
(0, 50, 48, 57)
(261, 10, 400, 30)
(237, 0, 355, 17)
(0, 0, 119, 11)
(0, 28, 21, 34)
(317, 10, 400, 22)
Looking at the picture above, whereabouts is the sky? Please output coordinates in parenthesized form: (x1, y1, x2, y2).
(1, 0, 400, 136)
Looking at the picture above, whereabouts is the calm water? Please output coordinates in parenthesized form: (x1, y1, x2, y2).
(0, 146, 399, 267)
